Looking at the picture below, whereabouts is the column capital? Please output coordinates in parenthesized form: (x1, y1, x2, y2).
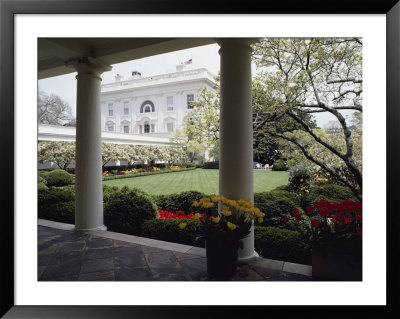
(65, 57, 111, 77)
(215, 38, 260, 50)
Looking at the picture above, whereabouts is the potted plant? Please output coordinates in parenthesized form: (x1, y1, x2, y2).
(285, 199, 362, 281)
(179, 196, 265, 279)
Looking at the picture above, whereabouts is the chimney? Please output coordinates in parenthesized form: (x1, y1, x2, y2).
(176, 64, 184, 72)
(115, 74, 124, 82)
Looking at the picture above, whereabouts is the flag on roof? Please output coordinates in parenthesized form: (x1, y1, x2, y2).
(184, 59, 192, 65)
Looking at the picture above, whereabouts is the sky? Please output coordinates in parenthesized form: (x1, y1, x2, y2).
(38, 43, 348, 128)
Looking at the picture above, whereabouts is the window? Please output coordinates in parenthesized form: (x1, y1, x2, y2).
(108, 103, 113, 116)
(167, 123, 174, 132)
(124, 102, 129, 115)
(187, 94, 194, 109)
(108, 126, 114, 132)
(144, 105, 151, 113)
(144, 122, 150, 133)
(167, 96, 173, 111)
(123, 125, 129, 133)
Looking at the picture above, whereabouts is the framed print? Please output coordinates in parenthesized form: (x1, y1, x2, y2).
(1, 0, 399, 317)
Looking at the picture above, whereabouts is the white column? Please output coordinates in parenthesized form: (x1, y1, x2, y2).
(67, 57, 111, 231)
(217, 39, 258, 261)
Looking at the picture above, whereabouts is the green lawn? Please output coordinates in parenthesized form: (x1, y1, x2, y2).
(103, 169, 289, 195)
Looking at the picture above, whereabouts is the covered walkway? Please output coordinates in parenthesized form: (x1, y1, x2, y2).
(38, 220, 312, 281)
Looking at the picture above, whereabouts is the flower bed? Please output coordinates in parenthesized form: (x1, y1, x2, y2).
(102, 166, 195, 181)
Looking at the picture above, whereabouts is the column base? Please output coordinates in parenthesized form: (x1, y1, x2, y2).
(74, 225, 107, 232)
(238, 250, 259, 263)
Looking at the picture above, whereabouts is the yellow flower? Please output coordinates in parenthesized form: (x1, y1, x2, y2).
(227, 222, 237, 231)
(257, 217, 263, 223)
(203, 202, 215, 208)
(192, 201, 199, 207)
(212, 217, 221, 223)
(300, 178, 304, 182)
(178, 222, 187, 229)
(221, 209, 232, 217)
(211, 195, 219, 202)
(192, 213, 202, 220)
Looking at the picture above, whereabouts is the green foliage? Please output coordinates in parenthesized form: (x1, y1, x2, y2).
(203, 161, 219, 169)
(153, 190, 207, 213)
(288, 162, 313, 193)
(254, 191, 299, 222)
(38, 176, 47, 185)
(46, 169, 73, 187)
(272, 159, 287, 171)
(38, 186, 75, 223)
(38, 170, 50, 182)
(141, 219, 204, 247)
(103, 186, 157, 235)
(38, 182, 48, 191)
(254, 226, 311, 265)
(312, 184, 359, 203)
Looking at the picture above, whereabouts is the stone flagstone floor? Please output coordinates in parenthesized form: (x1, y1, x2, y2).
(38, 223, 313, 281)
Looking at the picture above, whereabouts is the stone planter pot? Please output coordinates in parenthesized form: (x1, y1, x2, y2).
(206, 240, 239, 279)
(312, 243, 362, 281)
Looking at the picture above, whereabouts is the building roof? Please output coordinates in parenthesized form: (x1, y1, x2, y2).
(38, 38, 215, 79)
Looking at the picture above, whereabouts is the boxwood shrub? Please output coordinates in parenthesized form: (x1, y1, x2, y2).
(141, 219, 204, 247)
(254, 191, 298, 223)
(272, 159, 288, 171)
(46, 169, 73, 187)
(203, 161, 219, 169)
(254, 226, 311, 265)
(312, 184, 359, 202)
(153, 190, 207, 213)
(38, 186, 75, 224)
(103, 186, 157, 236)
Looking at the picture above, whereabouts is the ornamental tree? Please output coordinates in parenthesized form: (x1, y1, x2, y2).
(38, 141, 75, 170)
(38, 89, 75, 125)
(252, 38, 363, 199)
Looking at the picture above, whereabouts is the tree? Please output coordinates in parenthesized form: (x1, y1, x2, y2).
(252, 38, 363, 199)
(102, 143, 126, 167)
(38, 141, 75, 170)
(38, 89, 75, 125)
(183, 87, 220, 158)
(169, 129, 207, 163)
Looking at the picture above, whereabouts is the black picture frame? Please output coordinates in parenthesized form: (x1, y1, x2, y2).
(1, 0, 399, 318)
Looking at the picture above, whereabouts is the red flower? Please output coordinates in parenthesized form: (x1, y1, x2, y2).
(291, 207, 299, 215)
(283, 217, 289, 224)
(305, 206, 313, 214)
(311, 218, 320, 228)
(318, 207, 330, 217)
(295, 213, 302, 221)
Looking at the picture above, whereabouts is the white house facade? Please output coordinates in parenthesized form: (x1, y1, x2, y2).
(100, 65, 217, 137)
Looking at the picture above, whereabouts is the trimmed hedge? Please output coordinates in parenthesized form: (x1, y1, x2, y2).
(38, 186, 75, 223)
(46, 169, 73, 187)
(103, 186, 157, 235)
(272, 159, 288, 171)
(312, 184, 359, 202)
(254, 191, 298, 223)
(153, 190, 207, 213)
(254, 226, 311, 265)
(102, 167, 196, 181)
(141, 219, 204, 247)
(203, 161, 219, 169)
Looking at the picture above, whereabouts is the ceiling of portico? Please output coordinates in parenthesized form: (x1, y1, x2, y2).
(38, 38, 216, 79)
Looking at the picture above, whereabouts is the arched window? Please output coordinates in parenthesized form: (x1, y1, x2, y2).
(140, 100, 155, 113)
(144, 121, 150, 133)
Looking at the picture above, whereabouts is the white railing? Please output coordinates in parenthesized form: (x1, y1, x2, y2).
(101, 68, 215, 92)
